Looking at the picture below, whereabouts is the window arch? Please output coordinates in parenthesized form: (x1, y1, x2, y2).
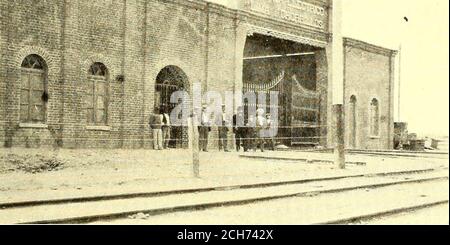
(349, 95, 357, 148)
(86, 62, 109, 125)
(20, 54, 47, 123)
(370, 98, 379, 136)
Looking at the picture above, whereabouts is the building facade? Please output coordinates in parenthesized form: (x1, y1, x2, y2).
(343, 38, 397, 150)
(0, 0, 396, 150)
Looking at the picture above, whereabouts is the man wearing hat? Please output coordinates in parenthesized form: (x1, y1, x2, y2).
(218, 104, 230, 152)
(149, 106, 164, 150)
(198, 105, 211, 152)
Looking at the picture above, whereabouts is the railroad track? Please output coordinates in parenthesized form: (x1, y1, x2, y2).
(239, 154, 367, 165)
(318, 200, 449, 225)
(0, 168, 447, 224)
(278, 148, 449, 159)
(1, 168, 438, 210)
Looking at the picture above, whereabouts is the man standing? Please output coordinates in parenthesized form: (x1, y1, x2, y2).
(198, 105, 211, 152)
(246, 114, 256, 152)
(233, 106, 245, 152)
(218, 104, 230, 152)
(265, 113, 276, 151)
(162, 111, 171, 149)
(256, 108, 266, 152)
(150, 107, 163, 150)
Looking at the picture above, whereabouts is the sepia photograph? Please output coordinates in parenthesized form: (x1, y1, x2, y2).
(0, 0, 448, 232)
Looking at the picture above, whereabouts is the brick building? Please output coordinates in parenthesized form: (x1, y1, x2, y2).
(0, 0, 397, 150)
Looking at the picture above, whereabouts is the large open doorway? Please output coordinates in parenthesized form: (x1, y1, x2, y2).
(243, 33, 325, 148)
(155, 65, 189, 149)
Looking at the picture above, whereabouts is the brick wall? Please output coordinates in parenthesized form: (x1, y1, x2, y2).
(57, 0, 123, 149)
(344, 38, 396, 150)
(0, 0, 64, 148)
(206, 6, 238, 149)
(145, 0, 208, 149)
(1, 0, 361, 150)
(0, 0, 4, 146)
(0, 0, 214, 149)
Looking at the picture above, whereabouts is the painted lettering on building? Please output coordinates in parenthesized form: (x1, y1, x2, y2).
(248, 0, 327, 30)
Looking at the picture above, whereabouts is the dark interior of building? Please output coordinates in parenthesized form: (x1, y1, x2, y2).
(243, 33, 323, 147)
(155, 65, 190, 148)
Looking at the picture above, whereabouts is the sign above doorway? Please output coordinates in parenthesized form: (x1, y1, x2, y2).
(246, 0, 328, 31)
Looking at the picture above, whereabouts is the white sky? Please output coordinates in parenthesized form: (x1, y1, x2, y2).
(207, 0, 449, 137)
(342, 0, 449, 137)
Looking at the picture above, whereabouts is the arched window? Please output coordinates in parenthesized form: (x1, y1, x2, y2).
(370, 98, 379, 136)
(349, 95, 357, 148)
(20, 54, 47, 123)
(86, 63, 108, 125)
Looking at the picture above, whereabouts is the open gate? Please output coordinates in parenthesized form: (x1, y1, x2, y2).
(290, 75, 321, 146)
(243, 53, 321, 147)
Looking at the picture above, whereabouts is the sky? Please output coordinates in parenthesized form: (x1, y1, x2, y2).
(206, 0, 449, 137)
(342, 0, 449, 137)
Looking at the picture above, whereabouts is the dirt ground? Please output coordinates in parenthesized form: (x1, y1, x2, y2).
(96, 180, 449, 225)
(0, 147, 448, 203)
(363, 204, 449, 225)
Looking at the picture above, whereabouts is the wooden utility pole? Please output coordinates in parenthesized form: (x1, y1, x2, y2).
(331, 0, 346, 169)
(189, 115, 200, 178)
(398, 44, 402, 121)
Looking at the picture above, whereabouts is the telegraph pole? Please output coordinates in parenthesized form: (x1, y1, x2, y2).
(398, 44, 402, 121)
(331, 0, 346, 169)
(189, 113, 200, 178)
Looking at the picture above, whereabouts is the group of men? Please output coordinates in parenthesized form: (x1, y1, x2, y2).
(149, 107, 172, 150)
(232, 106, 276, 152)
(191, 105, 229, 152)
(149, 105, 276, 152)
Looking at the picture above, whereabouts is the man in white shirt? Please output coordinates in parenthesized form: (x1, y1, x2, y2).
(149, 107, 163, 150)
(218, 104, 230, 152)
(162, 112, 171, 149)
